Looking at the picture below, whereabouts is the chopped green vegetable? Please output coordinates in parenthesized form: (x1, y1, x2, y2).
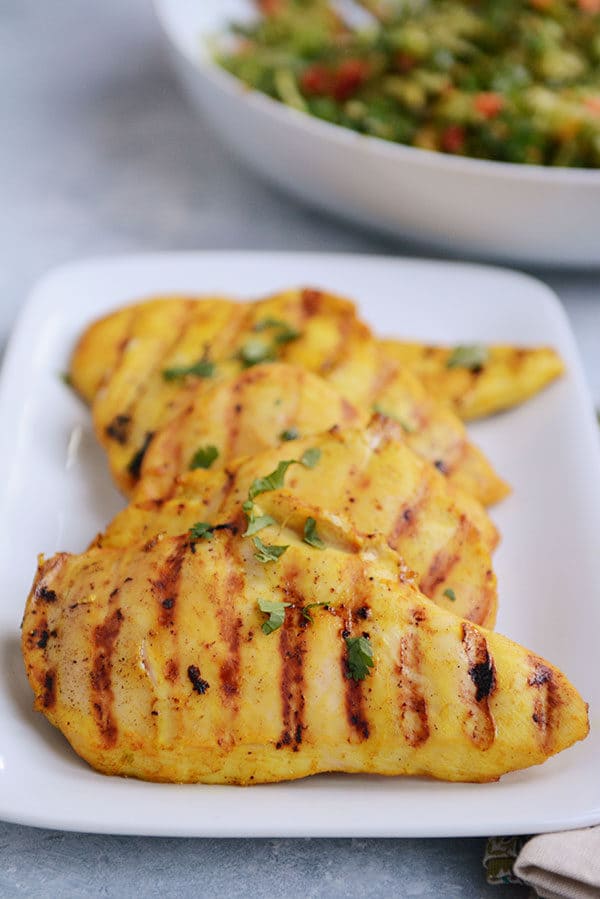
(300, 447, 321, 468)
(345, 635, 375, 682)
(253, 536, 289, 563)
(248, 460, 296, 500)
(239, 338, 275, 368)
(253, 317, 301, 345)
(60, 372, 73, 388)
(219, 0, 600, 169)
(189, 521, 215, 541)
(446, 345, 489, 371)
(189, 445, 219, 470)
(280, 427, 299, 441)
(303, 516, 325, 549)
(257, 597, 291, 635)
(443, 588, 457, 602)
(301, 601, 329, 623)
(162, 359, 214, 381)
(243, 513, 277, 537)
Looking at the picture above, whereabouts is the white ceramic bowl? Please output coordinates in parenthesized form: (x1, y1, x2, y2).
(154, 0, 600, 267)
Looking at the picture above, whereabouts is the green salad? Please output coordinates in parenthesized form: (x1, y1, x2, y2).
(218, 0, 600, 167)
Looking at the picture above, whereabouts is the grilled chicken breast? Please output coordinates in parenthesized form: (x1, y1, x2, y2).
(101, 418, 498, 626)
(22, 518, 588, 785)
(380, 340, 564, 421)
(133, 362, 365, 501)
(69, 290, 508, 505)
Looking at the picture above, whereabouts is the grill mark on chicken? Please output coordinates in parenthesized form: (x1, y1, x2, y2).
(528, 659, 560, 750)
(95, 309, 137, 397)
(418, 515, 469, 597)
(224, 382, 247, 463)
(369, 356, 403, 403)
(341, 561, 371, 742)
(151, 539, 188, 630)
(27, 617, 56, 652)
(437, 437, 467, 479)
(42, 669, 57, 709)
(117, 299, 198, 456)
(396, 611, 430, 747)
(91, 607, 124, 747)
(105, 413, 132, 445)
(461, 622, 496, 750)
(217, 533, 245, 706)
(300, 288, 324, 318)
(318, 312, 356, 376)
(388, 481, 430, 548)
(277, 574, 307, 750)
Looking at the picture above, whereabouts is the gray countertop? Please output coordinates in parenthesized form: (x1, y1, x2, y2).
(1, 1, 598, 896)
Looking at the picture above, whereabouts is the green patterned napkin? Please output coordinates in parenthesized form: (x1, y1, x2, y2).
(484, 836, 530, 885)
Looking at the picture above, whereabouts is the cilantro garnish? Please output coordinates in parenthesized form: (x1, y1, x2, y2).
(239, 338, 276, 368)
(300, 447, 321, 468)
(188, 521, 215, 541)
(253, 536, 289, 563)
(257, 598, 291, 635)
(253, 317, 300, 345)
(248, 460, 296, 501)
(303, 517, 325, 549)
(189, 444, 219, 470)
(280, 427, 299, 442)
(345, 635, 374, 681)
(162, 359, 215, 381)
(243, 513, 277, 537)
(301, 601, 328, 623)
(446, 345, 489, 371)
(443, 588, 457, 602)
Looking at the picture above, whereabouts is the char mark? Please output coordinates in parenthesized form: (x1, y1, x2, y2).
(188, 664, 210, 695)
(91, 607, 124, 747)
(105, 414, 131, 445)
(42, 670, 56, 709)
(127, 431, 155, 481)
(277, 584, 307, 751)
(151, 540, 188, 628)
(461, 622, 497, 750)
(35, 585, 58, 603)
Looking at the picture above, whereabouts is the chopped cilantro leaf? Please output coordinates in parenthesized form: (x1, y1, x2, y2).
(257, 597, 291, 635)
(239, 338, 275, 368)
(248, 460, 295, 500)
(280, 427, 299, 442)
(300, 447, 321, 468)
(446, 345, 489, 371)
(253, 536, 289, 563)
(189, 444, 219, 470)
(162, 359, 215, 381)
(301, 601, 328, 623)
(345, 635, 374, 681)
(273, 324, 300, 345)
(443, 588, 457, 602)
(303, 517, 325, 549)
(243, 513, 277, 537)
(189, 521, 215, 541)
(254, 317, 288, 332)
(253, 317, 300, 345)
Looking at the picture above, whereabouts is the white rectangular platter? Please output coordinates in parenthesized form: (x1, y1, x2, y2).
(1, 252, 599, 837)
